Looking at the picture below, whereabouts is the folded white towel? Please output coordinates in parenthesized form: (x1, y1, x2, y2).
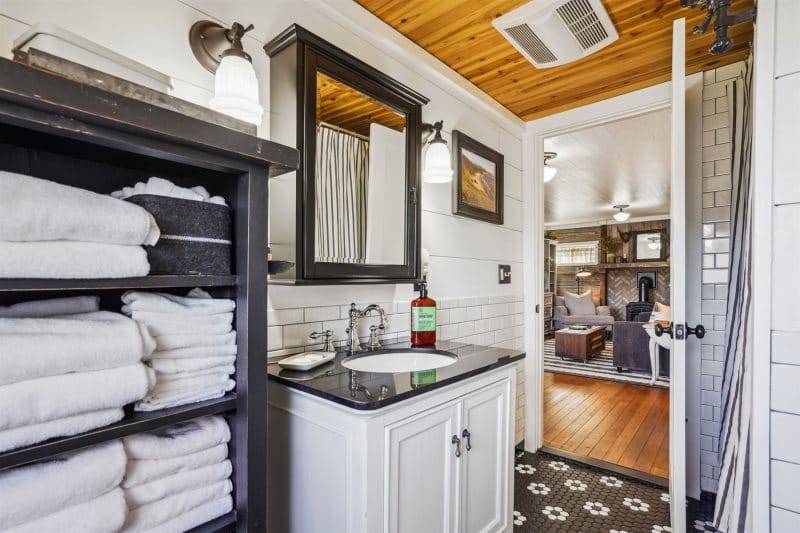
(0, 296, 100, 318)
(7, 487, 126, 533)
(0, 241, 150, 278)
(0, 408, 124, 453)
(155, 332, 237, 351)
(123, 416, 230, 460)
(0, 171, 159, 245)
(0, 364, 154, 430)
(111, 177, 228, 206)
(150, 345, 238, 360)
(134, 380, 234, 411)
(149, 373, 233, 396)
(144, 320, 233, 336)
(121, 289, 235, 315)
(123, 443, 229, 488)
(149, 357, 236, 374)
(0, 315, 155, 385)
(123, 479, 233, 531)
(156, 365, 235, 381)
(124, 460, 232, 509)
(130, 310, 234, 328)
(138, 494, 233, 533)
(0, 440, 126, 529)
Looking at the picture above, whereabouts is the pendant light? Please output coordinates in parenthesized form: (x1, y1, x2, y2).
(421, 121, 453, 183)
(543, 152, 558, 182)
(189, 21, 264, 126)
(613, 204, 630, 222)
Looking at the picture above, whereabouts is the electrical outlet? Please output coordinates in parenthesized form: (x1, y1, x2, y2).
(498, 264, 511, 284)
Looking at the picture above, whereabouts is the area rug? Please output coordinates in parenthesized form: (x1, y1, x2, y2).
(543, 339, 669, 389)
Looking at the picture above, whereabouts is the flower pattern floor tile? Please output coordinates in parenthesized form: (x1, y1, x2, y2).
(513, 451, 717, 533)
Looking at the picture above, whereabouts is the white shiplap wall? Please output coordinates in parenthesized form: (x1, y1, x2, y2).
(770, 0, 800, 528)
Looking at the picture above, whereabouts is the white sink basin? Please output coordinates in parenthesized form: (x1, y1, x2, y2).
(341, 350, 457, 373)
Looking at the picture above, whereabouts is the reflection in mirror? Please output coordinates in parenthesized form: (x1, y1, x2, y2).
(314, 71, 407, 265)
(634, 231, 664, 261)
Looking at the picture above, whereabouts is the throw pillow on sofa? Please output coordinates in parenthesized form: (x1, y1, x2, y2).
(655, 302, 672, 321)
(564, 290, 596, 316)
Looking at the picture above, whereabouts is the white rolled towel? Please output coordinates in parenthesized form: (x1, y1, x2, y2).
(0, 296, 100, 318)
(7, 487, 127, 533)
(123, 415, 230, 460)
(123, 443, 229, 488)
(124, 460, 232, 509)
(121, 288, 235, 315)
(134, 380, 235, 412)
(110, 176, 228, 206)
(0, 364, 154, 430)
(0, 440, 126, 530)
(138, 494, 233, 533)
(0, 314, 155, 385)
(0, 171, 159, 245)
(0, 408, 124, 453)
(0, 241, 150, 279)
(150, 345, 238, 360)
(149, 357, 236, 374)
(154, 331, 236, 351)
(123, 479, 233, 531)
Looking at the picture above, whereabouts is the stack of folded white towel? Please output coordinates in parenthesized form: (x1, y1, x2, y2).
(0, 440, 128, 533)
(122, 289, 236, 411)
(110, 176, 228, 206)
(121, 416, 233, 532)
(0, 171, 160, 278)
(0, 296, 155, 452)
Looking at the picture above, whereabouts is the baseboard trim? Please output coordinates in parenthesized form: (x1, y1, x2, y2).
(538, 446, 669, 488)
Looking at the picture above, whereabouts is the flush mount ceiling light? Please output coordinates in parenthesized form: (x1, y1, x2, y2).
(612, 204, 630, 222)
(648, 236, 661, 250)
(543, 152, 558, 183)
(421, 121, 453, 183)
(189, 20, 263, 125)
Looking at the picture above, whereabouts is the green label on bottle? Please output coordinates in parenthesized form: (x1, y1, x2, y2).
(412, 369, 437, 386)
(412, 307, 437, 332)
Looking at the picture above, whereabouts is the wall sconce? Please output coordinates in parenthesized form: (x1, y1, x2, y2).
(543, 152, 558, 182)
(612, 204, 630, 222)
(421, 121, 453, 183)
(189, 20, 263, 126)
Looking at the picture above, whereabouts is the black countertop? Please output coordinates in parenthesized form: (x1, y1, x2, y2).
(267, 340, 525, 411)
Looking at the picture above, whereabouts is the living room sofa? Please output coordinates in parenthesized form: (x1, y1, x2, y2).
(553, 291, 615, 331)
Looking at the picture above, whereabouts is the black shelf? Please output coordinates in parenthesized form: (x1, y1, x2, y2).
(0, 275, 238, 292)
(188, 511, 237, 533)
(0, 394, 237, 471)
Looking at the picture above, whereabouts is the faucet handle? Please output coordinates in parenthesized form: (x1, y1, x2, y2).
(310, 330, 336, 352)
(368, 324, 382, 350)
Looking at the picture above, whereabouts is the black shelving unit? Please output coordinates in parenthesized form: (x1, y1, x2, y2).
(0, 58, 299, 531)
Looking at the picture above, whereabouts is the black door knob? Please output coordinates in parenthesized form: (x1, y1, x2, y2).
(654, 322, 673, 338)
(686, 324, 706, 339)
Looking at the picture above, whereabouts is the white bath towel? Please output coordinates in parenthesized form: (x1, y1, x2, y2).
(0, 171, 160, 245)
(150, 345, 238, 360)
(0, 364, 154, 430)
(130, 310, 234, 329)
(155, 331, 237, 351)
(0, 440, 126, 529)
(0, 408, 124, 453)
(144, 320, 233, 336)
(134, 380, 235, 411)
(124, 460, 232, 509)
(123, 415, 230, 460)
(123, 479, 233, 531)
(0, 241, 150, 278)
(148, 373, 233, 397)
(123, 443, 229, 488)
(121, 288, 235, 315)
(7, 487, 127, 533)
(0, 296, 100, 318)
(0, 315, 155, 385)
(156, 365, 236, 381)
(149, 357, 236, 374)
(138, 494, 233, 533)
(111, 176, 227, 206)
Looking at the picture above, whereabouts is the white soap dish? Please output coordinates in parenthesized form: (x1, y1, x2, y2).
(278, 351, 336, 371)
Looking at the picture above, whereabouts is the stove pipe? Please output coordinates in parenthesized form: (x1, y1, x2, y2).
(638, 276, 653, 303)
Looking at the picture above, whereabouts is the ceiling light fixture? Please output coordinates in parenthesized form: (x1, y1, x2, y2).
(543, 152, 558, 183)
(648, 237, 661, 250)
(421, 121, 453, 183)
(189, 20, 264, 125)
(612, 204, 630, 222)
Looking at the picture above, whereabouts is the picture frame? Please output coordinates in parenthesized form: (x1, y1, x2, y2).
(632, 230, 667, 262)
(452, 130, 504, 224)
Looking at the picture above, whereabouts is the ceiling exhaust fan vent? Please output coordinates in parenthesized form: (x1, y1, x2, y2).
(493, 0, 618, 69)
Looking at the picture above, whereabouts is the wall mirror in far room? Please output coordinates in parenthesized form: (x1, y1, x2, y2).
(633, 230, 667, 262)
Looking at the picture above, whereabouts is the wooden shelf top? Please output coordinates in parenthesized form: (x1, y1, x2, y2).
(0, 275, 238, 292)
(187, 511, 237, 533)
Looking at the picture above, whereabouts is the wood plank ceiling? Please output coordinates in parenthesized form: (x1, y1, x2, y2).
(354, 0, 754, 121)
(317, 71, 406, 137)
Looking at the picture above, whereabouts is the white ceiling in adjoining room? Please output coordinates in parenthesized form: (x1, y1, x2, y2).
(543, 108, 671, 226)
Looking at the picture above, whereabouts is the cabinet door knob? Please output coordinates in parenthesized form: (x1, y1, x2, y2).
(451, 435, 461, 458)
(462, 429, 472, 451)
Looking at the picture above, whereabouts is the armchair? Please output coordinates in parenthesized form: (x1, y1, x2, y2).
(612, 312, 669, 376)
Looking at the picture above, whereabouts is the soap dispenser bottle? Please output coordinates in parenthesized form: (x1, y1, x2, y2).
(411, 281, 436, 347)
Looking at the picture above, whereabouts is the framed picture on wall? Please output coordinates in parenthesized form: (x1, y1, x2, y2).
(452, 130, 504, 224)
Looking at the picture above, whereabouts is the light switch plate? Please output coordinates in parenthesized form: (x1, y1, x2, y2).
(498, 264, 511, 284)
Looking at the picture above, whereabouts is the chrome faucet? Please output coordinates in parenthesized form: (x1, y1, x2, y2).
(346, 303, 386, 353)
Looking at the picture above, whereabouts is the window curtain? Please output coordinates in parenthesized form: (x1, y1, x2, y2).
(315, 125, 369, 263)
(714, 57, 753, 533)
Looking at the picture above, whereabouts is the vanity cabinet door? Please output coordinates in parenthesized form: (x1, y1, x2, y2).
(459, 381, 512, 533)
(385, 400, 462, 533)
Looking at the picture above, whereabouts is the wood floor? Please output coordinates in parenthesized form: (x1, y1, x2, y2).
(543, 372, 670, 478)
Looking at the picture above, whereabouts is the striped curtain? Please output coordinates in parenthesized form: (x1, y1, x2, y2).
(714, 57, 753, 533)
(314, 125, 369, 263)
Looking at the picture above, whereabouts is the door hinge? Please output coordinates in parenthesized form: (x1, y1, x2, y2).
(535, 304, 540, 314)
(409, 186, 417, 205)
(675, 323, 685, 340)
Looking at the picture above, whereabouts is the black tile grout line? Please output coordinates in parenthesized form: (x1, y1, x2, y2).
(540, 445, 670, 488)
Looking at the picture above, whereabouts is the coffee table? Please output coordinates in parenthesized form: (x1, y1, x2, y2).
(555, 326, 606, 362)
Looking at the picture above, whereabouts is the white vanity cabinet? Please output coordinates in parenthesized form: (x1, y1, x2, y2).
(268, 364, 516, 533)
